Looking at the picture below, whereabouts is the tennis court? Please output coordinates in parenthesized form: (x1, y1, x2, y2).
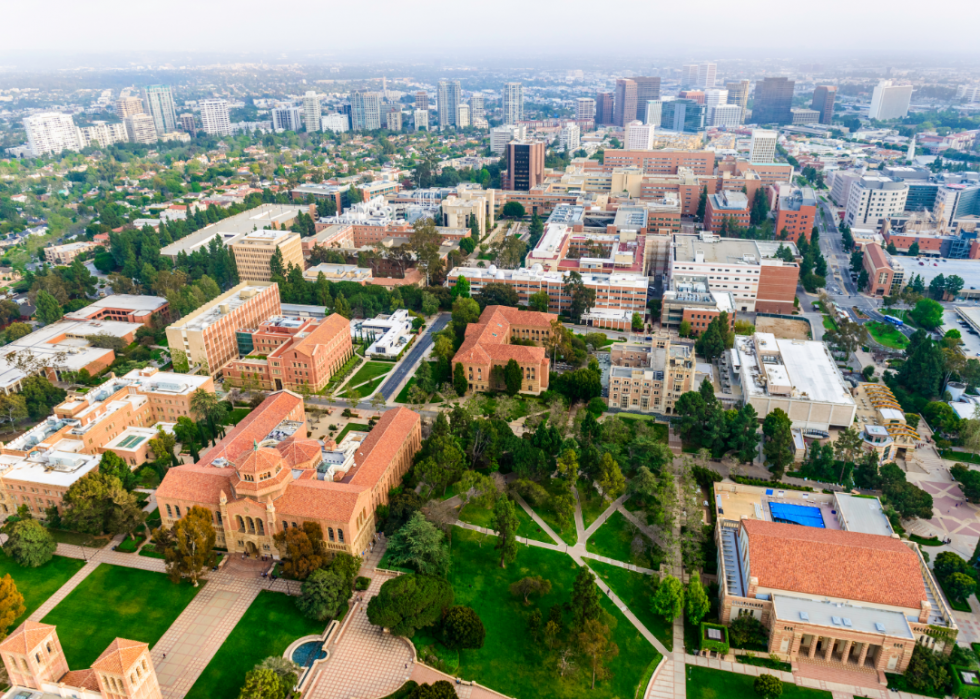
(768, 502, 826, 528)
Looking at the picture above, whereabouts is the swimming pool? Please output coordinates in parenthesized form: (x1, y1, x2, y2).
(768, 502, 826, 528)
(291, 640, 327, 667)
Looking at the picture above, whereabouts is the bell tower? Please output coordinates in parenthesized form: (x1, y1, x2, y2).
(0, 621, 70, 689)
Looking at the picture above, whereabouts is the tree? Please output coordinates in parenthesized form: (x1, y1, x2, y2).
(409, 219, 445, 286)
(97, 449, 138, 491)
(453, 362, 468, 396)
(0, 394, 28, 433)
(686, 571, 710, 625)
(273, 523, 325, 580)
(366, 574, 454, 636)
(529, 291, 551, 313)
(631, 312, 643, 332)
(502, 358, 523, 396)
(62, 472, 143, 536)
(491, 497, 520, 568)
(857, 269, 869, 291)
(163, 506, 216, 586)
(928, 274, 947, 300)
(0, 575, 25, 640)
(502, 201, 525, 218)
(694, 318, 726, 361)
(696, 185, 708, 221)
(754, 674, 783, 699)
(238, 668, 283, 699)
(329, 551, 362, 591)
(297, 568, 347, 621)
(762, 409, 794, 479)
(5, 323, 31, 342)
(578, 618, 619, 690)
(443, 605, 486, 649)
(190, 389, 228, 443)
(946, 572, 976, 603)
(385, 511, 450, 577)
(571, 566, 602, 630)
(407, 682, 459, 699)
(563, 271, 596, 324)
(4, 518, 56, 568)
(476, 282, 521, 307)
(678, 320, 692, 338)
(910, 298, 944, 329)
(653, 575, 684, 622)
(728, 403, 761, 463)
(596, 452, 626, 500)
(35, 289, 63, 325)
(510, 576, 553, 605)
(946, 274, 965, 298)
(451, 275, 470, 300)
(334, 291, 352, 319)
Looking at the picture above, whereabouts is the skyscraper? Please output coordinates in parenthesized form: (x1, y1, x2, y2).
(23, 113, 81, 157)
(438, 80, 461, 130)
(726, 80, 750, 124)
(614, 79, 638, 127)
(869, 81, 913, 120)
(415, 91, 429, 110)
(749, 129, 779, 163)
(350, 91, 382, 131)
(502, 82, 523, 124)
(811, 85, 837, 125)
(115, 96, 144, 118)
(504, 142, 544, 191)
(199, 99, 232, 136)
(272, 107, 302, 132)
(645, 101, 663, 128)
(143, 85, 178, 134)
(595, 92, 614, 125)
(697, 63, 717, 89)
(660, 99, 705, 133)
(634, 76, 661, 124)
(303, 91, 322, 132)
(752, 78, 795, 125)
(470, 95, 485, 121)
(576, 98, 596, 121)
(681, 65, 699, 89)
(457, 104, 470, 128)
(704, 89, 729, 125)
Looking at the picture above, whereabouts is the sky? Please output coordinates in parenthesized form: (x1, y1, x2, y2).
(3, 0, 979, 61)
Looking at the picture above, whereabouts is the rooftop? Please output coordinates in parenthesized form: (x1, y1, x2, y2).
(772, 595, 914, 640)
(673, 233, 799, 266)
(160, 204, 308, 257)
(168, 282, 275, 333)
(735, 334, 854, 406)
(834, 492, 894, 537)
(448, 265, 648, 290)
(64, 294, 168, 320)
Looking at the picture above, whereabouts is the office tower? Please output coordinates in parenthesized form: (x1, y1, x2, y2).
(199, 99, 232, 136)
(704, 88, 729, 124)
(115, 96, 144, 118)
(271, 107, 302, 132)
(752, 77, 795, 125)
(142, 85, 178, 135)
(303, 91, 322, 132)
(469, 94, 485, 120)
(322, 113, 350, 133)
(437, 80, 461, 130)
(711, 105, 742, 127)
(613, 79, 638, 127)
(634, 76, 661, 109)
(179, 114, 197, 137)
(341, 104, 353, 130)
(678, 90, 706, 105)
(697, 63, 717, 89)
(386, 109, 403, 131)
(726, 80, 750, 123)
(625, 121, 655, 150)
(811, 85, 837, 125)
(502, 82, 524, 124)
(490, 124, 525, 154)
(559, 123, 581, 152)
(415, 91, 429, 110)
(749, 129, 778, 163)
(78, 121, 128, 149)
(414, 109, 429, 131)
(595, 92, 614, 126)
(504, 142, 544, 191)
(124, 114, 157, 144)
(576, 98, 596, 121)
(350, 91, 382, 131)
(645, 100, 663, 127)
(23, 113, 81, 157)
(660, 99, 706, 132)
(457, 104, 470, 128)
(681, 65, 699, 89)
(869, 81, 913, 120)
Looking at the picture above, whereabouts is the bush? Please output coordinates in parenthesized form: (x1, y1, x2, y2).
(366, 574, 454, 637)
(754, 674, 782, 699)
(442, 605, 486, 649)
(729, 615, 768, 650)
(699, 622, 729, 655)
(355, 576, 371, 591)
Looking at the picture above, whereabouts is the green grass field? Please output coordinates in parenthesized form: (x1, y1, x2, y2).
(347, 361, 393, 387)
(866, 321, 909, 349)
(184, 591, 328, 699)
(0, 550, 86, 626)
(42, 564, 203, 668)
(586, 560, 671, 651)
(425, 528, 659, 699)
(686, 666, 832, 699)
(822, 315, 838, 332)
(528, 496, 578, 547)
(586, 510, 663, 569)
(457, 498, 556, 544)
(336, 422, 371, 442)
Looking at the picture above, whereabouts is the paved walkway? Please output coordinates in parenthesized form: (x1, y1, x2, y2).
(409, 663, 513, 699)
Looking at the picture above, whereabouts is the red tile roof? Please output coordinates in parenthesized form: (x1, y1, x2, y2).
(0, 621, 55, 654)
(345, 407, 419, 487)
(92, 638, 148, 674)
(274, 479, 366, 522)
(865, 242, 890, 271)
(293, 313, 349, 359)
(454, 306, 552, 367)
(742, 519, 926, 609)
(62, 669, 102, 691)
(156, 465, 233, 504)
(199, 391, 303, 467)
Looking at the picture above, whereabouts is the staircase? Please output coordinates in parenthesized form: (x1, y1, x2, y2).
(907, 445, 945, 475)
(793, 658, 885, 691)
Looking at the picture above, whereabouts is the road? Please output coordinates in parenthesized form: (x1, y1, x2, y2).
(377, 313, 450, 400)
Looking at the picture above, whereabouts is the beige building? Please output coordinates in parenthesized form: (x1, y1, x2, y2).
(165, 282, 281, 376)
(124, 114, 157, 144)
(229, 229, 304, 282)
(45, 241, 99, 265)
(608, 335, 695, 413)
(851, 383, 922, 463)
(115, 96, 145, 118)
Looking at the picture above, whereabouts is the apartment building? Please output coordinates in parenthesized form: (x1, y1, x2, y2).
(576, 98, 596, 122)
(124, 114, 157, 144)
(608, 336, 695, 413)
(774, 186, 818, 243)
(749, 129, 778, 163)
(625, 121, 655, 151)
(44, 241, 99, 265)
(862, 242, 906, 296)
(272, 107, 302, 132)
(845, 177, 909, 228)
(229, 229, 304, 282)
(115, 96, 145, 118)
(143, 85, 178, 134)
(78, 121, 128, 149)
(502, 82, 524, 124)
(23, 113, 81, 157)
(166, 282, 281, 376)
(303, 91, 321, 132)
(595, 92, 614, 125)
(437, 80, 461, 130)
(200, 99, 232, 136)
(869, 81, 913, 120)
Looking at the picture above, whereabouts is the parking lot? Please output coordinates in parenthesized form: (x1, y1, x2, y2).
(948, 307, 980, 358)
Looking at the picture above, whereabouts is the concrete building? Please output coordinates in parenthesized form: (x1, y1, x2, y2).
(413, 109, 429, 132)
(645, 100, 663, 127)
(415, 91, 429, 110)
(387, 109, 403, 131)
(353, 310, 413, 358)
(143, 85, 178, 135)
(179, 113, 196, 136)
(752, 78, 795, 125)
(559, 122, 581, 152)
(115, 96, 145, 118)
(351, 91, 382, 131)
(711, 104, 742, 128)
(302, 263, 372, 284)
(660, 99, 705, 133)
(272, 107, 302, 132)
(160, 203, 311, 259)
(749, 129, 778, 163)
(697, 63, 717, 89)
(469, 94, 485, 121)
(634, 76, 661, 112)
(489, 124, 525, 154)
(303, 91, 321, 132)
(726, 80, 751, 123)
(704, 88, 729, 125)
(320, 113, 348, 133)
(660, 275, 736, 334)
(869, 81, 913, 120)
(502, 82, 523, 124)
(852, 383, 923, 463)
(609, 335, 695, 413)
(862, 242, 905, 296)
(456, 104, 470, 128)
(78, 121, 128, 148)
(230, 228, 304, 282)
(23, 113, 81, 157)
(845, 177, 909, 228)
(602, 148, 715, 175)
(595, 92, 614, 126)
(166, 282, 281, 376)
(704, 190, 750, 232)
(774, 186, 818, 243)
(438, 80, 461, 130)
(811, 85, 837, 125)
(614, 79, 638, 127)
(830, 170, 864, 208)
(503, 141, 545, 191)
(625, 121, 655, 151)
(44, 241, 99, 265)
(576, 97, 596, 122)
(200, 99, 232, 136)
(791, 108, 821, 125)
(64, 295, 170, 326)
(681, 65, 699, 89)
(124, 114, 157, 144)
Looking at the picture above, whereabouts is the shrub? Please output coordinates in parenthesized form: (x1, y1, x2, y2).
(729, 615, 768, 650)
(355, 576, 371, 591)
(442, 605, 486, 649)
(699, 622, 729, 655)
(366, 574, 454, 637)
(754, 674, 782, 699)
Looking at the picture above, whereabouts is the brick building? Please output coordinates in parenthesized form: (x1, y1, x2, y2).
(773, 186, 818, 243)
(704, 190, 751, 232)
(64, 295, 170, 326)
(229, 228, 304, 282)
(862, 242, 905, 297)
(602, 149, 715, 176)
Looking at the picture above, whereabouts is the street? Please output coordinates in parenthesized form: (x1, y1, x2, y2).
(377, 312, 450, 400)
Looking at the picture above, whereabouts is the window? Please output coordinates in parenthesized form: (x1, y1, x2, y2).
(338, 528, 345, 543)
(166, 504, 172, 518)
(175, 506, 181, 518)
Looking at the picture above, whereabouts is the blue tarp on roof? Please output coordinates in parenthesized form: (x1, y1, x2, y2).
(769, 502, 826, 528)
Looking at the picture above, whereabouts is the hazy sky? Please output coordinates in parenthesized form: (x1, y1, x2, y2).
(4, 0, 980, 60)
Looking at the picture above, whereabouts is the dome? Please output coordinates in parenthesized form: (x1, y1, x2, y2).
(487, 264, 497, 275)
(495, 269, 506, 280)
(234, 447, 284, 478)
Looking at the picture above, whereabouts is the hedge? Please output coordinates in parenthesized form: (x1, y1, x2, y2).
(699, 622, 730, 655)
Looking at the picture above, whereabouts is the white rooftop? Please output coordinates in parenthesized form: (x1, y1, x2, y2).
(448, 265, 648, 290)
(735, 334, 854, 406)
(64, 294, 168, 319)
(772, 594, 914, 640)
(834, 493, 894, 537)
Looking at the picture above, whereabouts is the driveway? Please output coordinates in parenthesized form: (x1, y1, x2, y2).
(378, 313, 450, 400)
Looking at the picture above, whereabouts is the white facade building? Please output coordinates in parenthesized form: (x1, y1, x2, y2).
(413, 110, 429, 132)
(437, 80, 461, 130)
(576, 97, 596, 121)
(322, 113, 349, 133)
(200, 99, 232, 136)
(845, 176, 909, 228)
(830, 170, 864, 207)
(625, 120, 655, 150)
(23, 113, 81, 157)
(704, 88, 729, 124)
(559, 123, 581, 152)
(143, 85, 178, 134)
(502, 82, 524, 124)
(711, 104, 742, 127)
(124, 114, 157, 144)
(303, 91, 321, 132)
(77, 122, 128, 149)
(469, 95, 485, 121)
(697, 63, 717, 89)
(457, 104, 470, 128)
(749, 129, 778, 163)
(489, 124, 526, 154)
(272, 107, 302, 132)
(645, 100, 663, 127)
(869, 81, 913, 120)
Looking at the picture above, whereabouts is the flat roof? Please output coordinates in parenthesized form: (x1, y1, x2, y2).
(167, 282, 274, 333)
(834, 493, 894, 537)
(736, 334, 854, 406)
(673, 234, 798, 265)
(772, 595, 914, 640)
(448, 265, 648, 289)
(911, 260, 980, 292)
(160, 204, 307, 257)
(64, 294, 168, 319)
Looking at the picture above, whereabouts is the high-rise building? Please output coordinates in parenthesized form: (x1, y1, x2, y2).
(634, 76, 661, 109)
(576, 97, 596, 121)
(625, 121, 655, 150)
(681, 65, 699, 89)
(749, 129, 779, 163)
(660, 99, 705, 133)
(469, 94, 485, 121)
(124, 114, 158, 144)
(678, 90, 706, 105)
(869, 81, 913, 120)
(711, 104, 742, 128)
(303, 91, 322, 132)
(845, 176, 909, 228)
(414, 110, 429, 132)
(386, 109, 403, 131)
(199, 99, 232, 136)
(811, 85, 837, 125)
(704, 88, 729, 125)
(614, 79, 638, 127)
(502, 82, 523, 124)
(490, 124, 525, 154)
(272, 107, 302, 132)
(142, 85, 178, 135)
(697, 63, 717, 89)
(322, 113, 350, 133)
(645, 101, 663, 128)
(457, 104, 470, 128)
(415, 91, 429, 110)
(437, 80, 461, 130)
(230, 229, 305, 282)
(78, 121, 128, 149)
(23, 113, 81, 157)
(559, 123, 581, 152)
(504, 141, 545, 191)
(350, 91, 382, 131)
(752, 78, 795, 125)
(115, 96, 145, 118)
(179, 114, 197, 137)
(596, 93, 614, 125)
(726, 80, 750, 123)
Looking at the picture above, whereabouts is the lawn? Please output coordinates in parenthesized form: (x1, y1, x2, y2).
(686, 666, 832, 699)
(822, 315, 837, 332)
(351, 374, 387, 397)
(866, 321, 909, 349)
(423, 528, 659, 699)
(0, 550, 86, 625)
(336, 421, 371, 442)
(395, 360, 451, 404)
(42, 563, 203, 668)
(577, 482, 611, 529)
(347, 361, 393, 388)
(48, 529, 111, 547)
(586, 560, 671, 651)
(617, 417, 669, 444)
(457, 498, 556, 544)
(586, 510, 663, 569)
(184, 590, 329, 699)
(225, 408, 251, 426)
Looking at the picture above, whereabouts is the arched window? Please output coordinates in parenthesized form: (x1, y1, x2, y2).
(175, 506, 181, 517)
(247, 517, 256, 534)
(236, 515, 245, 532)
(132, 673, 137, 684)
(166, 504, 173, 517)
(36, 652, 41, 664)
(46, 642, 51, 653)
(338, 528, 344, 543)
(328, 527, 335, 541)
(257, 519, 265, 536)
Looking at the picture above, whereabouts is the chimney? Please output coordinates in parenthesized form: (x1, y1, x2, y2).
(919, 600, 932, 624)
(747, 576, 759, 598)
